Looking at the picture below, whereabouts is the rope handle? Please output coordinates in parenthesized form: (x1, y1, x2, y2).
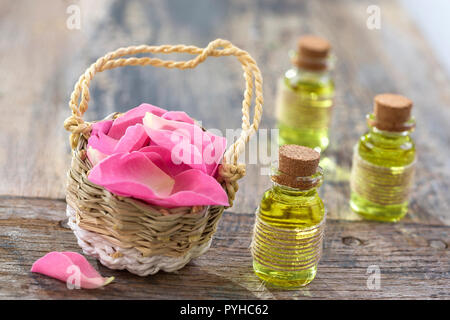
(64, 39, 263, 167)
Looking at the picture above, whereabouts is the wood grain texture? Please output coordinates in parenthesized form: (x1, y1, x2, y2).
(1, 0, 449, 225)
(0, 0, 449, 300)
(0, 198, 448, 299)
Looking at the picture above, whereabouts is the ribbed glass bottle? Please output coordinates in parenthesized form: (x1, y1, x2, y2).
(251, 145, 326, 288)
(350, 94, 416, 222)
(276, 35, 335, 152)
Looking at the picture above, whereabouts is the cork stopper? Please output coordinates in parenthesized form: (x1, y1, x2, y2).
(371, 94, 413, 132)
(294, 35, 331, 71)
(272, 145, 321, 189)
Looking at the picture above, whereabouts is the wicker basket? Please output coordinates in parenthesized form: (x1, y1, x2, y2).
(63, 39, 263, 276)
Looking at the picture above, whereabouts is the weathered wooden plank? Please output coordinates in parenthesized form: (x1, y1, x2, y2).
(0, 197, 66, 222)
(0, 198, 448, 299)
(1, 0, 449, 225)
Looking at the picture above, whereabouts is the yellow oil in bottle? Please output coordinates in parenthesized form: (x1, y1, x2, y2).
(350, 116, 416, 222)
(251, 151, 325, 288)
(350, 94, 416, 222)
(277, 69, 335, 152)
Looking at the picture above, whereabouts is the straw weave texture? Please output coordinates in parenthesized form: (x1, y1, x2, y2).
(63, 39, 263, 275)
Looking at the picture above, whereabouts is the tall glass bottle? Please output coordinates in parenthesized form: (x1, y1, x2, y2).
(350, 94, 416, 222)
(251, 145, 326, 288)
(276, 35, 335, 153)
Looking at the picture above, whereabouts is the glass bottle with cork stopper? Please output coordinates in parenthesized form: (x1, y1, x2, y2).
(276, 35, 335, 152)
(350, 93, 416, 222)
(251, 145, 326, 288)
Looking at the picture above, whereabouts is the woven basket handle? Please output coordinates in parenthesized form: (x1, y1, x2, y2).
(64, 39, 263, 167)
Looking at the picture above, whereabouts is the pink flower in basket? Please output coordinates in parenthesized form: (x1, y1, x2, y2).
(86, 104, 229, 208)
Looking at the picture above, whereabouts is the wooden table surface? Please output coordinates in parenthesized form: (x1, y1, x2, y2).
(1, 0, 449, 299)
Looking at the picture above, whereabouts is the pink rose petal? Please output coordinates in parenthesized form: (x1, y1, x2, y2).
(58, 252, 101, 278)
(87, 146, 109, 166)
(88, 152, 228, 207)
(144, 127, 206, 172)
(162, 111, 196, 124)
(31, 252, 114, 289)
(152, 169, 229, 207)
(91, 120, 113, 136)
(108, 104, 167, 139)
(144, 111, 199, 135)
(113, 124, 149, 154)
(143, 112, 222, 172)
(88, 131, 119, 155)
(86, 104, 228, 209)
(202, 131, 227, 176)
(149, 124, 226, 176)
(88, 152, 175, 199)
(86, 131, 118, 166)
(140, 146, 193, 176)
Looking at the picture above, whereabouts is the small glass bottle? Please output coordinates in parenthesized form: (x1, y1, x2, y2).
(251, 145, 326, 288)
(276, 35, 335, 153)
(350, 94, 416, 222)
